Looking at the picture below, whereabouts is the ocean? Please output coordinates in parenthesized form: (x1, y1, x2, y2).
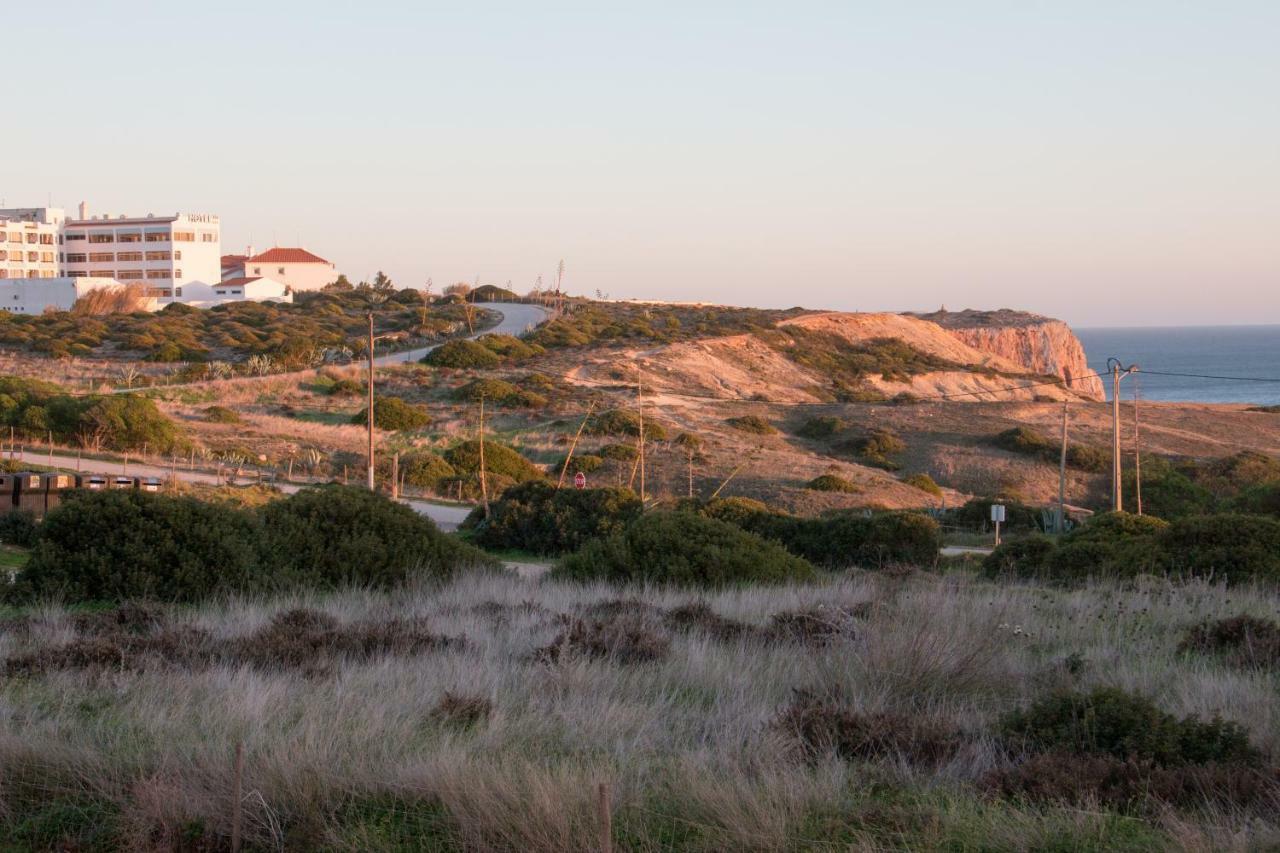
(1076, 326, 1280, 405)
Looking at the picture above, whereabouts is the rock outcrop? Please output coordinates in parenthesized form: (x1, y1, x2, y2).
(910, 309, 1105, 401)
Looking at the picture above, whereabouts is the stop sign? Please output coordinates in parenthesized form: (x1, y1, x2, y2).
(574, 471, 587, 489)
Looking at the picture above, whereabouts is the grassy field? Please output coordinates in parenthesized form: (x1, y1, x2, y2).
(0, 569, 1276, 851)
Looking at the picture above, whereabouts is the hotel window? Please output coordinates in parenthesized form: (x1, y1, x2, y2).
(40, 252, 53, 263)
(174, 268, 182, 278)
(65, 233, 85, 241)
(175, 287, 183, 297)
(144, 232, 169, 243)
(174, 250, 182, 260)
(0, 270, 6, 278)
(200, 231, 217, 243)
(41, 270, 54, 278)
(215, 290, 225, 295)
(25, 234, 37, 244)
(145, 251, 170, 261)
(117, 269, 143, 280)
(0, 250, 5, 261)
(39, 234, 53, 245)
(146, 270, 170, 280)
(88, 233, 113, 244)
(117, 251, 143, 262)
(117, 232, 142, 243)
(252, 267, 261, 275)
(66, 253, 86, 263)
(26, 252, 37, 262)
(68, 271, 86, 278)
(26, 271, 38, 279)
(172, 231, 195, 242)
(94, 270, 115, 278)
(89, 252, 115, 262)
(277, 267, 285, 275)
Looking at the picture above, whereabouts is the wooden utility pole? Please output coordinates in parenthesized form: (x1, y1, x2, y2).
(1110, 361, 1123, 512)
(687, 445, 695, 499)
(636, 366, 646, 504)
(1133, 377, 1143, 516)
(478, 395, 490, 518)
(557, 399, 596, 489)
(367, 311, 376, 491)
(391, 452, 400, 500)
(597, 782, 613, 853)
(1057, 401, 1068, 534)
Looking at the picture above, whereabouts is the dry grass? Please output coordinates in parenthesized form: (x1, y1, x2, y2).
(0, 571, 1278, 850)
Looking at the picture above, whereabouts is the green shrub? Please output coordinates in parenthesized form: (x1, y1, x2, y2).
(1159, 513, 1280, 584)
(599, 443, 637, 461)
(844, 428, 905, 468)
(11, 490, 260, 603)
(904, 473, 942, 496)
(351, 396, 432, 431)
(1124, 457, 1214, 520)
(584, 409, 668, 440)
(725, 415, 777, 435)
(806, 474, 858, 493)
(476, 333, 540, 361)
(202, 405, 241, 424)
(328, 378, 365, 396)
(795, 415, 845, 439)
(1179, 615, 1280, 668)
(442, 440, 544, 482)
(673, 432, 704, 452)
(451, 378, 546, 408)
(553, 511, 816, 587)
(948, 498, 1042, 532)
(395, 451, 456, 488)
(1001, 687, 1258, 767)
(1065, 444, 1108, 472)
(555, 454, 604, 475)
(466, 481, 643, 555)
(422, 339, 500, 369)
(1228, 483, 1280, 518)
(0, 509, 38, 547)
(696, 500, 940, 568)
(993, 426, 1054, 456)
(258, 485, 494, 588)
(982, 535, 1056, 578)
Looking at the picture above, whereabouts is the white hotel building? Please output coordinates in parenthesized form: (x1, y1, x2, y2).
(0, 207, 63, 281)
(61, 203, 221, 298)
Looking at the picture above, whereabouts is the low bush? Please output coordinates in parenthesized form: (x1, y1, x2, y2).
(202, 405, 241, 424)
(1229, 482, 1280, 518)
(0, 509, 38, 547)
(554, 453, 604, 475)
(904, 473, 942, 496)
(777, 692, 963, 764)
(0, 378, 185, 453)
(1065, 444, 1108, 472)
(451, 378, 546, 408)
(982, 535, 1056, 578)
(536, 614, 670, 664)
(352, 396, 432, 431)
(443, 440, 544, 483)
(394, 451, 456, 488)
(696, 499, 941, 568)
(598, 443, 637, 461)
(422, 339, 500, 369)
(258, 485, 495, 589)
(983, 512, 1169, 581)
(795, 415, 845, 440)
(328, 378, 365, 396)
(11, 490, 260, 603)
(1179, 615, 1280, 669)
(476, 333, 541, 361)
(1159, 513, 1280, 584)
(806, 474, 858, 493)
(1198, 451, 1280, 496)
(1123, 457, 1214, 520)
(993, 426, 1109, 473)
(584, 409, 668, 441)
(844, 428, 905, 469)
(464, 481, 642, 555)
(948, 497, 1043, 532)
(993, 426, 1053, 456)
(1000, 687, 1258, 767)
(724, 415, 777, 435)
(552, 511, 816, 587)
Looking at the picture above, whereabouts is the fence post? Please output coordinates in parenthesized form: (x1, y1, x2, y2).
(597, 782, 612, 853)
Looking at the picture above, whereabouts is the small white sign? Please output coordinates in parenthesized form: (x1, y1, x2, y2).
(991, 504, 1006, 523)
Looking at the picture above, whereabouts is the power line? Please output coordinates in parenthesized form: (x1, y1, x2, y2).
(1135, 369, 1280, 384)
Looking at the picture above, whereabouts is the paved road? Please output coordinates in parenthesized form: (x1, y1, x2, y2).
(11, 449, 476, 530)
(940, 545, 995, 557)
(375, 302, 549, 365)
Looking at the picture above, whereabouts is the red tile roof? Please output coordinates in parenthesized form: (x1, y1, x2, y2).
(218, 276, 264, 288)
(220, 254, 248, 269)
(245, 247, 331, 265)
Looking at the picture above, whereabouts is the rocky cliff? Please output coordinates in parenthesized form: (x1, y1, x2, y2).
(910, 309, 1105, 401)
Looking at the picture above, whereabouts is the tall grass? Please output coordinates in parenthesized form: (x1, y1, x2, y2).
(0, 571, 1277, 849)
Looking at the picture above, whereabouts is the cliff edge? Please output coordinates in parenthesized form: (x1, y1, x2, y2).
(910, 309, 1105, 401)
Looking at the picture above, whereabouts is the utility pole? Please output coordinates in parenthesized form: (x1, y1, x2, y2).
(478, 395, 490, 518)
(636, 365, 646, 504)
(367, 311, 376, 491)
(1107, 358, 1138, 512)
(1057, 401, 1068, 534)
(1133, 376, 1143, 516)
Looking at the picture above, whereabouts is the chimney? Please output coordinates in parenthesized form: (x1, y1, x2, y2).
(77, 201, 89, 220)
(246, 244, 254, 258)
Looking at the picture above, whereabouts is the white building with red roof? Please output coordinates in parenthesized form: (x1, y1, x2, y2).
(223, 247, 338, 293)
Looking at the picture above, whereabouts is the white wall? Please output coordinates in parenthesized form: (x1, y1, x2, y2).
(237, 260, 337, 293)
(0, 278, 135, 314)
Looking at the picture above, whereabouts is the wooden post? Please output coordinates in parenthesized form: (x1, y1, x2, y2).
(636, 367, 646, 504)
(597, 782, 612, 853)
(1057, 402, 1068, 534)
(557, 400, 596, 489)
(1133, 376, 1143, 516)
(687, 446, 695, 499)
(367, 311, 376, 491)
(478, 395, 490, 518)
(391, 452, 400, 500)
(231, 741, 244, 853)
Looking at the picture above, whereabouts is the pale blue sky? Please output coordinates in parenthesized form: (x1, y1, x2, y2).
(5, 1, 1278, 326)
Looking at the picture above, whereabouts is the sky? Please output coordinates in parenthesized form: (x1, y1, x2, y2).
(4, 1, 1278, 327)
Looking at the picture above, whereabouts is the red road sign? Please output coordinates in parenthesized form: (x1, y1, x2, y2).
(574, 471, 587, 489)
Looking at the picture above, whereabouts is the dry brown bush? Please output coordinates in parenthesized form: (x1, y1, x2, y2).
(70, 282, 150, 315)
